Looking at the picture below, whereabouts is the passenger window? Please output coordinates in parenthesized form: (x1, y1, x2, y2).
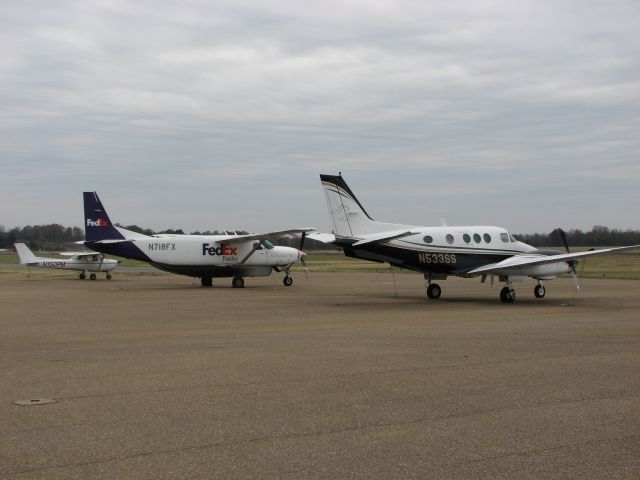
(500, 233, 509, 242)
(423, 236, 433, 244)
(483, 233, 491, 243)
(463, 234, 471, 243)
(446, 234, 454, 244)
(473, 233, 481, 243)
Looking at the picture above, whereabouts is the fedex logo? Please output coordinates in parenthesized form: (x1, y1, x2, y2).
(86, 218, 109, 227)
(202, 243, 238, 256)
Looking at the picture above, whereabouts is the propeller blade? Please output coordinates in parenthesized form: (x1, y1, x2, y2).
(559, 228, 570, 253)
(570, 267, 580, 291)
(299, 232, 306, 252)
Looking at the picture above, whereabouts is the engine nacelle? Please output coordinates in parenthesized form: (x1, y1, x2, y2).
(506, 261, 573, 280)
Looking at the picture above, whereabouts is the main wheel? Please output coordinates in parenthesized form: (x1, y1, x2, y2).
(283, 275, 293, 286)
(534, 284, 545, 298)
(500, 286, 515, 303)
(201, 277, 213, 287)
(90, 273, 97, 281)
(232, 276, 245, 288)
(79, 273, 86, 280)
(106, 274, 112, 280)
(426, 283, 442, 299)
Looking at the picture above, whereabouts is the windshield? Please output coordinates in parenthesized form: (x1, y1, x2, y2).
(262, 240, 274, 249)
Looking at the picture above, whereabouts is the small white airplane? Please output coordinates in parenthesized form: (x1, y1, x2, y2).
(312, 174, 639, 303)
(14, 243, 118, 280)
(83, 192, 312, 288)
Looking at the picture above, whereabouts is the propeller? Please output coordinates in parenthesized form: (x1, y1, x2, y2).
(558, 228, 580, 291)
(299, 232, 309, 278)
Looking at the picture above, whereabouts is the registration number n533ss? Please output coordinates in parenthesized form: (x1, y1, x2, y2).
(418, 253, 456, 264)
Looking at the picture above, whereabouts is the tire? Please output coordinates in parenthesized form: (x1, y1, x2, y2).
(426, 283, 441, 299)
(283, 276, 293, 287)
(106, 274, 112, 280)
(500, 286, 515, 303)
(90, 273, 97, 281)
(534, 284, 545, 298)
(79, 273, 86, 280)
(232, 276, 245, 288)
(201, 277, 213, 287)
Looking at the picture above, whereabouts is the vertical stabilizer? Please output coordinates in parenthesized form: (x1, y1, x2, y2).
(83, 192, 124, 242)
(319, 174, 412, 237)
(14, 243, 38, 264)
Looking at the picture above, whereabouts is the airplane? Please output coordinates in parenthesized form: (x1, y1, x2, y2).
(14, 242, 118, 280)
(82, 192, 312, 288)
(312, 174, 639, 303)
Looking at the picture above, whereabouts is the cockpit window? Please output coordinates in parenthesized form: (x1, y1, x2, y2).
(500, 233, 509, 242)
(262, 240, 274, 249)
(509, 234, 517, 242)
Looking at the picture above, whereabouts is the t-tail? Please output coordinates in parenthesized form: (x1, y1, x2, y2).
(83, 192, 125, 242)
(319, 174, 413, 238)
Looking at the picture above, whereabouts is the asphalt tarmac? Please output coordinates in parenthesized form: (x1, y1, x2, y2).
(1, 271, 639, 479)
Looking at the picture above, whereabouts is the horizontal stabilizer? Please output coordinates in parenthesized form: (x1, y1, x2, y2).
(352, 229, 421, 246)
(91, 239, 136, 244)
(307, 232, 337, 244)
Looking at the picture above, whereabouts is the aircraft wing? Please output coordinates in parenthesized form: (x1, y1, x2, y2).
(59, 251, 100, 257)
(467, 245, 640, 275)
(352, 229, 422, 246)
(221, 228, 315, 244)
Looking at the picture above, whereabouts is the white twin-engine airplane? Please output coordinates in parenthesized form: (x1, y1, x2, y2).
(314, 174, 639, 303)
(15, 242, 118, 280)
(83, 192, 312, 288)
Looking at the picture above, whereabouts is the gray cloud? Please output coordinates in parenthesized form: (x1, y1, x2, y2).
(1, 0, 638, 233)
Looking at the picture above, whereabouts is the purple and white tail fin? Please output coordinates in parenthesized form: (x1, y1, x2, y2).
(83, 192, 128, 242)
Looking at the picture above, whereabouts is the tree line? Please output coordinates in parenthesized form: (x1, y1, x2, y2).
(1, 224, 638, 251)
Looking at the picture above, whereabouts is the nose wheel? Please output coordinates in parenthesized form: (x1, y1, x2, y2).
(283, 275, 293, 286)
(201, 277, 213, 287)
(500, 286, 516, 303)
(534, 283, 545, 298)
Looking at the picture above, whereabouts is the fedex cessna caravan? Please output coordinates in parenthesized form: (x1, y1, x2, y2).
(83, 192, 311, 288)
(15, 242, 118, 280)
(313, 174, 638, 303)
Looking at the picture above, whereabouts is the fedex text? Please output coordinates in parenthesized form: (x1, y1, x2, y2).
(202, 243, 238, 256)
(86, 218, 109, 227)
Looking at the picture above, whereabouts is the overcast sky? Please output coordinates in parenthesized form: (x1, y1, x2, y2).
(1, 0, 638, 234)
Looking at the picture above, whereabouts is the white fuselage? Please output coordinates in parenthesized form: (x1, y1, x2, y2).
(26, 255, 118, 272)
(132, 236, 301, 267)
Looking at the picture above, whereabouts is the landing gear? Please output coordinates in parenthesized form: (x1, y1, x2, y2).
(426, 283, 441, 299)
(534, 283, 545, 299)
(106, 274, 112, 280)
(201, 277, 213, 287)
(90, 273, 97, 281)
(232, 276, 245, 288)
(283, 275, 293, 287)
(79, 272, 86, 280)
(500, 286, 516, 304)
